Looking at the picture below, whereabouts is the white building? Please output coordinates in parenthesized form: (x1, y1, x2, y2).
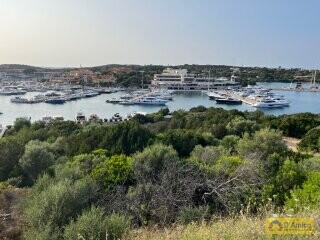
(152, 68, 240, 91)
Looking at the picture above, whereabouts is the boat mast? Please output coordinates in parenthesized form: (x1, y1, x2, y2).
(140, 71, 145, 90)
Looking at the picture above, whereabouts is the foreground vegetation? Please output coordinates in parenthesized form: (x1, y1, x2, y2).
(0, 107, 319, 239)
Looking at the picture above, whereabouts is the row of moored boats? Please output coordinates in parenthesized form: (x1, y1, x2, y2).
(207, 86, 290, 108)
(106, 90, 174, 106)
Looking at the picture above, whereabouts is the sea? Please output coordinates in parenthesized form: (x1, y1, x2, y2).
(0, 82, 320, 126)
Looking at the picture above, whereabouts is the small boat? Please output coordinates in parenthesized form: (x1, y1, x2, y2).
(89, 114, 100, 122)
(45, 97, 66, 104)
(83, 91, 99, 97)
(28, 95, 46, 103)
(10, 97, 29, 103)
(45, 92, 61, 97)
(119, 100, 134, 105)
(120, 94, 132, 100)
(109, 113, 123, 122)
(106, 98, 121, 104)
(215, 97, 242, 105)
(75, 112, 86, 124)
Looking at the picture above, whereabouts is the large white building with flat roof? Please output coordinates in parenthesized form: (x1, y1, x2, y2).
(152, 68, 240, 91)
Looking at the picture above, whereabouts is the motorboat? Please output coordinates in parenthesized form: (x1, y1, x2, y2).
(10, 97, 29, 103)
(89, 114, 100, 122)
(134, 97, 168, 105)
(254, 98, 290, 108)
(45, 97, 66, 104)
(119, 100, 134, 105)
(120, 94, 133, 100)
(106, 98, 121, 104)
(215, 97, 242, 105)
(83, 91, 99, 97)
(208, 91, 224, 100)
(75, 112, 86, 123)
(29, 95, 46, 103)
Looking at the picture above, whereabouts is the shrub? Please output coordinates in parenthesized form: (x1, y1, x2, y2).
(23, 177, 97, 239)
(105, 213, 131, 240)
(177, 206, 209, 225)
(285, 171, 320, 211)
(298, 127, 320, 152)
(91, 154, 133, 187)
(64, 206, 107, 240)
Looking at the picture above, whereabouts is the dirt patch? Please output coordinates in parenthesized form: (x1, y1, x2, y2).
(0, 188, 28, 240)
(282, 137, 301, 152)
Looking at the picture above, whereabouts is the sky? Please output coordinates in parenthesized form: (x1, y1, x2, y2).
(0, 0, 319, 68)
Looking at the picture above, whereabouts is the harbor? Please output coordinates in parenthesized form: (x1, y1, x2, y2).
(1, 66, 320, 126)
(1, 82, 320, 126)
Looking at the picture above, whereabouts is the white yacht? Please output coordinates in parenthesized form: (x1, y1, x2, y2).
(75, 112, 86, 123)
(150, 91, 173, 100)
(254, 98, 290, 108)
(10, 97, 29, 103)
(207, 91, 224, 100)
(134, 96, 168, 105)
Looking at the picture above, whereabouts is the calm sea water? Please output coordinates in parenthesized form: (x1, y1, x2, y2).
(0, 82, 320, 125)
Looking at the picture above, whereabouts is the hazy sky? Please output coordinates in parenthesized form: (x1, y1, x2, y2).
(0, 0, 319, 68)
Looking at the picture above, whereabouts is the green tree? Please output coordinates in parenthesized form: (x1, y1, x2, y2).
(19, 140, 54, 184)
(226, 116, 259, 136)
(236, 128, 287, 162)
(298, 127, 320, 152)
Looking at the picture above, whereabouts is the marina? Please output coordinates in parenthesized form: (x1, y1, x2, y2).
(1, 82, 320, 126)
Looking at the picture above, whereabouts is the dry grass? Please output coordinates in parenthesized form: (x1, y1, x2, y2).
(0, 187, 28, 240)
(126, 213, 320, 240)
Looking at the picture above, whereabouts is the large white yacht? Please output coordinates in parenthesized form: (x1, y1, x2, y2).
(254, 98, 290, 108)
(134, 96, 168, 105)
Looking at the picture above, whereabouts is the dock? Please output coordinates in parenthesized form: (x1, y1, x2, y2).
(270, 87, 320, 92)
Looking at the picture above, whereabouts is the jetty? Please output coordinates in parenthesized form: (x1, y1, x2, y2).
(270, 87, 320, 92)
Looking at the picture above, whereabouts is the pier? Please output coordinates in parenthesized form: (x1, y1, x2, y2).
(270, 87, 320, 92)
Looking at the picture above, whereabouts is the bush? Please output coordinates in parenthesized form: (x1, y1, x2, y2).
(298, 127, 320, 152)
(285, 171, 320, 211)
(105, 213, 131, 240)
(91, 154, 133, 188)
(177, 206, 209, 225)
(23, 177, 97, 240)
(64, 206, 107, 240)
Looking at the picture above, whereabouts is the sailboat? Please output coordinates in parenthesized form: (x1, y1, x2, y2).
(309, 70, 318, 91)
